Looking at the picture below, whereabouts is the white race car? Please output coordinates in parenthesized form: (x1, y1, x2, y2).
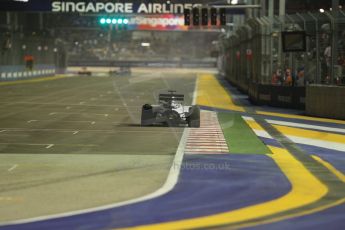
(141, 90, 200, 127)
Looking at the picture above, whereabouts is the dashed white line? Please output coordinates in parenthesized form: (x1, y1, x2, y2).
(27, 120, 38, 123)
(0, 130, 6, 133)
(49, 112, 56, 116)
(8, 164, 18, 172)
(73, 131, 79, 135)
(91, 121, 96, 125)
(46, 144, 54, 149)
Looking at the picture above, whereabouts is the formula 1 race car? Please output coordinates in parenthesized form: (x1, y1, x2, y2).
(109, 67, 131, 76)
(141, 91, 200, 127)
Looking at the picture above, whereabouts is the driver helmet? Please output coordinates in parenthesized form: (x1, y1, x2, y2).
(171, 100, 181, 109)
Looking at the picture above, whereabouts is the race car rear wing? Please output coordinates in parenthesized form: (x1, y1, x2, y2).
(159, 93, 184, 102)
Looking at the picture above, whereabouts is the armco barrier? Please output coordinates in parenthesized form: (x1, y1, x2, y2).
(248, 82, 305, 110)
(0, 65, 56, 81)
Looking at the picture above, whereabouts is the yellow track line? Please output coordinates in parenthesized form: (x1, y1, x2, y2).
(234, 155, 345, 229)
(257, 111, 345, 125)
(244, 118, 345, 146)
(196, 74, 245, 112)
(0, 75, 69, 86)
(123, 145, 328, 230)
(312, 155, 345, 183)
(273, 125, 345, 144)
(232, 197, 345, 229)
(243, 118, 265, 131)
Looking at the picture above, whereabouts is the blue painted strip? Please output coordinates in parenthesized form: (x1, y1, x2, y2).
(244, 203, 345, 230)
(259, 137, 282, 148)
(0, 154, 291, 230)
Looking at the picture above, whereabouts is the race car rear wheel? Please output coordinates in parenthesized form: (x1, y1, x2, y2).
(188, 105, 200, 128)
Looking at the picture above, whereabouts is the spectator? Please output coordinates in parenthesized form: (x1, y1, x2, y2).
(296, 67, 305, 87)
(284, 68, 293, 86)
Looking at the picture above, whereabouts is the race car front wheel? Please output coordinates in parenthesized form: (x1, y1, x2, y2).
(188, 105, 200, 128)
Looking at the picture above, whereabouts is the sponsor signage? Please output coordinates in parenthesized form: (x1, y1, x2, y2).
(52, 1, 201, 14)
(0, 0, 203, 14)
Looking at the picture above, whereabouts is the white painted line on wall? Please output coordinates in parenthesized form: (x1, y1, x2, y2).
(8, 164, 18, 172)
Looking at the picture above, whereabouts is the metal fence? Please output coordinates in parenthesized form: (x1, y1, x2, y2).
(220, 10, 345, 89)
(1, 31, 55, 67)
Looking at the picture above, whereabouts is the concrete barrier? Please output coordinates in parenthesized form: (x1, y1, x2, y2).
(306, 84, 345, 120)
(0, 65, 56, 81)
(248, 82, 306, 110)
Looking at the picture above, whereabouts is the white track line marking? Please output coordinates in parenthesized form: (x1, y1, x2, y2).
(8, 164, 18, 172)
(47, 112, 111, 117)
(27, 120, 37, 123)
(0, 128, 182, 134)
(49, 112, 56, 116)
(0, 130, 6, 133)
(73, 131, 79, 135)
(46, 144, 54, 149)
(91, 121, 96, 125)
(0, 143, 97, 148)
(266, 119, 345, 134)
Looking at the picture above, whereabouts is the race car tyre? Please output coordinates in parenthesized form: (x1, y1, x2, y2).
(141, 104, 154, 126)
(188, 105, 200, 128)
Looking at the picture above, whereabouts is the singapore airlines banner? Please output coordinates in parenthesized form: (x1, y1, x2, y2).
(0, 0, 203, 14)
(52, 1, 201, 14)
